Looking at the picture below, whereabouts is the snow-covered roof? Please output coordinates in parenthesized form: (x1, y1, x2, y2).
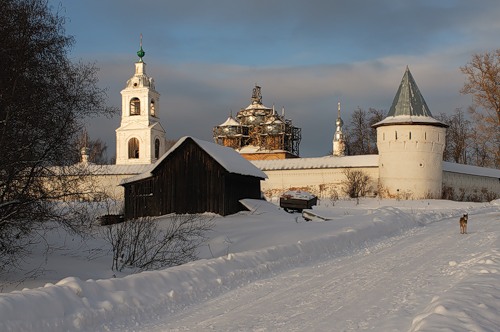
(250, 156, 499, 178)
(245, 102, 272, 111)
(373, 114, 446, 127)
(443, 162, 500, 178)
(122, 136, 267, 184)
(218, 116, 240, 127)
(86, 164, 151, 175)
(265, 118, 283, 124)
(49, 163, 151, 176)
(373, 67, 447, 128)
(251, 155, 379, 171)
(237, 145, 289, 154)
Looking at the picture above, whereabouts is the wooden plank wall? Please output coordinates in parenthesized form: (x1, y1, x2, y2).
(124, 138, 263, 219)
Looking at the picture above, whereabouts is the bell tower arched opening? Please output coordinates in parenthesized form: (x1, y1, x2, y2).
(128, 138, 140, 159)
(151, 99, 156, 117)
(130, 98, 141, 115)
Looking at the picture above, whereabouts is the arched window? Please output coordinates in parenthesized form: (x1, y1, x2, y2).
(150, 99, 156, 117)
(130, 98, 141, 115)
(154, 138, 160, 159)
(128, 138, 139, 159)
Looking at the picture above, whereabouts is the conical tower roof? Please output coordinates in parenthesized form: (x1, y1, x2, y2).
(373, 67, 446, 128)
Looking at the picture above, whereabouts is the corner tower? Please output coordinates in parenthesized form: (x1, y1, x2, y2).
(373, 67, 448, 199)
(115, 38, 167, 165)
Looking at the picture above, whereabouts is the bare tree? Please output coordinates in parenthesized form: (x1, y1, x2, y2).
(367, 108, 386, 153)
(460, 50, 500, 167)
(437, 108, 471, 164)
(341, 169, 372, 200)
(0, 0, 116, 271)
(345, 107, 385, 155)
(104, 215, 215, 272)
(467, 111, 492, 167)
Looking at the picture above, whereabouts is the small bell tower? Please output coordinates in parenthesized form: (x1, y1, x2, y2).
(115, 35, 167, 165)
(332, 101, 345, 156)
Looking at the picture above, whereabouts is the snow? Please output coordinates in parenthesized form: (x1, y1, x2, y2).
(218, 116, 240, 127)
(0, 198, 499, 331)
(280, 190, 316, 200)
(373, 114, 447, 127)
(252, 154, 379, 170)
(443, 161, 500, 178)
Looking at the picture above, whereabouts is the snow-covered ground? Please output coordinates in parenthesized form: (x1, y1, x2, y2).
(0, 198, 498, 331)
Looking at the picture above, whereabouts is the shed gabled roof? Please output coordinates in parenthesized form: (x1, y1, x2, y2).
(121, 136, 267, 184)
(373, 67, 447, 128)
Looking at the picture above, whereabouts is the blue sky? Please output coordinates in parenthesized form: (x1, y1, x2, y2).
(49, 0, 500, 158)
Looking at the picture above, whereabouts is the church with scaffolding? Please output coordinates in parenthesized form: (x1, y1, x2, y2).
(213, 86, 301, 160)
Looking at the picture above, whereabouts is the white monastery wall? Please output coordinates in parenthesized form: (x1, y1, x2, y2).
(90, 174, 131, 200)
(257, 162, 499, 202)
(260, 167, 379, 199)
(442, 164, 500, 201)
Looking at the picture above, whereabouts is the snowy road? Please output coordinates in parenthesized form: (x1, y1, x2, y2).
(135, 210, 499, 331)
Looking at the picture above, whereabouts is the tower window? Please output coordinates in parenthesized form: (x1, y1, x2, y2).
(155, 138, 160, 159)
(151, 99, 156, 117)
(409, 132, 412, 140)
(395, 131, 398, 140)
(128, 138, 139, 159)
(130, 98, 141, 115)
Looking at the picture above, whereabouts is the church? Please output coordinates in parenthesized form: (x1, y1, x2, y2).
(83, 44, 500, 204)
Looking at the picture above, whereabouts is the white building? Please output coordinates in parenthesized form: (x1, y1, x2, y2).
(115, 42, 167, 165)
(332, 101, 346, 157)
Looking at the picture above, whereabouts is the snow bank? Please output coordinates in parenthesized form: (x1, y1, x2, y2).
(0, 206, 426, 331)
(410, 249, 500, 332)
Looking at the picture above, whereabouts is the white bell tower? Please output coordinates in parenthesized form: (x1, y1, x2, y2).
(332, 101, 345, 156)
(115, 36, 167, 165)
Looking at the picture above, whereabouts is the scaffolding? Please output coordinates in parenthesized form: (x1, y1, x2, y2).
(213, 86, 301, 156)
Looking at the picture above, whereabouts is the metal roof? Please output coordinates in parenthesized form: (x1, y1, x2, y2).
(373, 67, 447, 128)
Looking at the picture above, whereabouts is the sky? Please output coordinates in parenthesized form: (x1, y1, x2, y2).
(48, 0, 500, 158)
(0, 198, 498, 330)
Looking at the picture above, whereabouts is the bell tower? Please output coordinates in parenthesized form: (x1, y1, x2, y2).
(115, 36, 167, 165)
(332, 101, 345, 156)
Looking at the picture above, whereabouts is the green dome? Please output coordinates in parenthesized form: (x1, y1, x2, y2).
(137, 46, 145, 62)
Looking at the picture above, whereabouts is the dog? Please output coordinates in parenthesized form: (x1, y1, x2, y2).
(459, 213, 468, 234)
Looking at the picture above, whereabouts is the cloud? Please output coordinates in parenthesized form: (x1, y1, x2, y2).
(57, 0, 500, 158)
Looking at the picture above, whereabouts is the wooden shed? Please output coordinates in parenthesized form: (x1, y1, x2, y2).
(121, 136, 267, 219)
